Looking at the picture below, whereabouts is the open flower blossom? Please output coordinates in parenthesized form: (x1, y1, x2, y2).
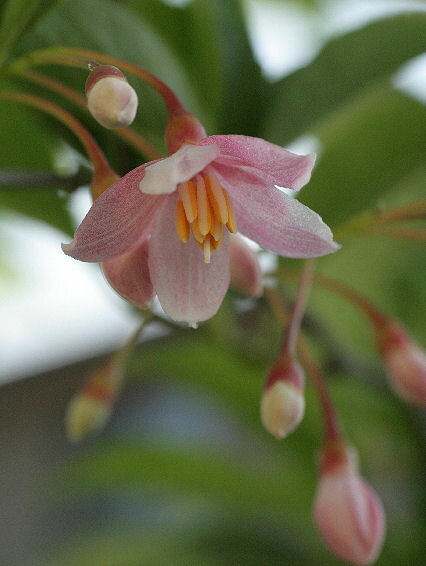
(63, 111, 339, 324)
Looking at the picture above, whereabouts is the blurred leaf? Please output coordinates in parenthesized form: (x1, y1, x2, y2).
(126, 0, 267, 135)
(0, 100, 73, 233)
(264, 13, 426, 144)
(0, 0, 59, 66)
(13, 0, 204, 152)
(298, 88, 426, 225)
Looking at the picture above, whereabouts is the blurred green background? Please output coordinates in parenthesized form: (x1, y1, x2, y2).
(0, 1, 425, 565)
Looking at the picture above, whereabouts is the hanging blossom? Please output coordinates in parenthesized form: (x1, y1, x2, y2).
(63, 79, 339, 325)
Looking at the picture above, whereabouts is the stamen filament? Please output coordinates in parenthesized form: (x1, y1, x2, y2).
(203, 237, 211, 264)
(195, 175, 211, 236)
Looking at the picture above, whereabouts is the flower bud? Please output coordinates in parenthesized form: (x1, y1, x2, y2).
(260, 355, 305, 439)
(314, 444, 386, 565)
(375, 319, 426, 407)
(229, 234, 263, 298)
(65, 359, 123, 443)
(86, 65, 138, 129)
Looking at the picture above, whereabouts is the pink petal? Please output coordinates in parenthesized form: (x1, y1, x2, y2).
(139, 143, 219, 195)
(62, 164, 166, 262)
(200, 135, 315, 190)
(102, 238, 154, 309)
(148, 194, 230, 324)
(215, 165, 340, 258)
(229, 234, 263, 298)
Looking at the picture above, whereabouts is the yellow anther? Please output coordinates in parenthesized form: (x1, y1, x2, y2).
(205, 173, 228, 224)
(224, 190, 238, 233)
(195, 175, 211, 236)
(178, 181, 197, 223)
(174, 171, 237, 264)
(191, 220, 205, 244)
(211, 237, 221, 251)
(210, 215, 223, 242)
(176, 200, 190, 242)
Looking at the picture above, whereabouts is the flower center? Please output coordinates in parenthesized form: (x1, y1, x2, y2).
(175, 170, 238, 263)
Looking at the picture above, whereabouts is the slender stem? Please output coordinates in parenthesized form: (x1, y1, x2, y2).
(265, 286, 342, 443)
(9, 46, 186, 115)
(334, 199, 426, 240)
(0, 90, 113, 178)
(282, 259, 315, 356)
(376, 199, 426, 223)
(298, 335, 342, 442)
(309, 273, 388, 328)
(369, 226, 426, 241)
(113, 313, 153, 366)
(14, 68, 162, 160)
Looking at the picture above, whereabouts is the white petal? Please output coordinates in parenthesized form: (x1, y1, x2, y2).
(140, 144, 219, 195)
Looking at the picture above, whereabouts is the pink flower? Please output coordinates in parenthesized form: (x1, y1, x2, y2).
(314, 446, 386, 565)
(63, 134, 339, 324)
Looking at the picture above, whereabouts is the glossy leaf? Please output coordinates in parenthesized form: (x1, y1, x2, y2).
(264, 13, 426, 144)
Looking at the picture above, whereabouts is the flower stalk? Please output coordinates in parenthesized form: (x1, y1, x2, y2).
(0, 90, 117, 198)
(12, 68, 162, 160)
(265, 286, 342, 443)
(65, 316, 150, 443)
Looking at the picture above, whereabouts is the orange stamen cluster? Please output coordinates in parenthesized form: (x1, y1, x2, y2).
(175, 170, 238, 263)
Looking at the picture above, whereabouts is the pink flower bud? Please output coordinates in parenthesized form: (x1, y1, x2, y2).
(376, 319, 426, 407)
(260, 356, 305, 439)
(314, 445, 386, 565)
(229, 234, 263, 298)
(86, 65, 138, 129)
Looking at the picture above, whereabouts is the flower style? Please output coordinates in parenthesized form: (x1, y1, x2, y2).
(63, 112, 339, 324)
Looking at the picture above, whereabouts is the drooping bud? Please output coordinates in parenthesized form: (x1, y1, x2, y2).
(229, 234, 263, 298)
(314, 443, 386, 566)
(65, 358, 123, 443)
(86, 65, 138, 129)
(260, 355, 305, 439)
(375, 318, 426, 408)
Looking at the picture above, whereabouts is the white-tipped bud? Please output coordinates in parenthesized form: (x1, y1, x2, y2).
(66, 395, 111, 444)
(376, 319, 426, 407)
(260, 356, 305, 439)
(65, 360, 122, 443)
(86, 65, 138, 129)
(229, 234, 263, 298)
(314, 444, 386, 565)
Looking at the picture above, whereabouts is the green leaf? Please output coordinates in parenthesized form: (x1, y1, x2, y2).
(298, 88, 426, 225)
(0, 100, 73, 233)
(0, 0, 59, 66)
(14, 0, 205, 143)
(264, 13, 426, 144)
(126, 0, 266, 135)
